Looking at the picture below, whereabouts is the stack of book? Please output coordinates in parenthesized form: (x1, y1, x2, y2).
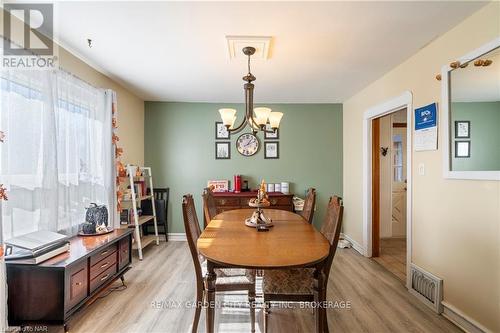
(4, 231, 70, 265)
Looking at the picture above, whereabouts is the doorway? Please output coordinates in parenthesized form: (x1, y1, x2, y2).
(362, 91, 412, 289)
(372, 110, 408, 282)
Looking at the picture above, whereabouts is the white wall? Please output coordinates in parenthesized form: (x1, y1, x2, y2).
(343, 3, 499, 331)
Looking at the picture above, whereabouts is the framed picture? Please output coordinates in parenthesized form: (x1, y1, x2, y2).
(215, 122, 230, 139)
(264, 141, 279, 159)
(264, 124, 279, 139)
(455, 141, 470, 158)
(215, 142, 230, 159)
(454, 121, 470, 138)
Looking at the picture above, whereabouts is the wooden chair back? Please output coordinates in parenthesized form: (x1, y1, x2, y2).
(182, 194, 203, 286)
(202, 186, 218, 224)
(320, 196, 344, 278)
(300, 188, 316, 224)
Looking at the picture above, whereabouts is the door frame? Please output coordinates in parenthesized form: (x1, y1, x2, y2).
(362, 91, 413, 289)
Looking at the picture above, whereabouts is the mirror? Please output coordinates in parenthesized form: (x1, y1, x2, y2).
(448, 46, 500, 173)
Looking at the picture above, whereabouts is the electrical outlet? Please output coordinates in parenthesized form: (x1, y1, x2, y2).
(418, 163, 425, 175)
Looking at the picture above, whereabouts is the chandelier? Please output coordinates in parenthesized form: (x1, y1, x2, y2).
(218, 46, 283, 134)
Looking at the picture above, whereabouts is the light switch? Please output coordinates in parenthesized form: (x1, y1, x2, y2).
(418, 163, 425, 176)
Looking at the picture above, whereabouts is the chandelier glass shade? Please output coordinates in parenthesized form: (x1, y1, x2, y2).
(218, 46, 283, 134)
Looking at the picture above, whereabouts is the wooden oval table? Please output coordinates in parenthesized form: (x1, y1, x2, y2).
(197, 209, 330, 333)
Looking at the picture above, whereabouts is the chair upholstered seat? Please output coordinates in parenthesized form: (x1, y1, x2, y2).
(263, 268, 315, 295)
(201, 261, 255, 285)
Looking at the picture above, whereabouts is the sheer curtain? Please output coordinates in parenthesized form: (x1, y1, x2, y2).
(0, 69, 114, 240)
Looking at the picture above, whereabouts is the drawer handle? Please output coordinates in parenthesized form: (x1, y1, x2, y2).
(75, 282, 83, 286)
(271, 199, 277, 205)
(220, 199, 226, 205)
(100, 274, 110, 281)
(100, 262, 109, 269)
(101, 250, 109, 256)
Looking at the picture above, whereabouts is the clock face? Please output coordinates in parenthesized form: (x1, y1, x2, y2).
(236, 133, 259, 156)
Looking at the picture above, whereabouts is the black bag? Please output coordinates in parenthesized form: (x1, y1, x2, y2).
(85, 203, 109, 227)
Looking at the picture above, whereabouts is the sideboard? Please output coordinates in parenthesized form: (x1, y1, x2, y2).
(204, 191, 294, 227)
(6, 228, 133, 332)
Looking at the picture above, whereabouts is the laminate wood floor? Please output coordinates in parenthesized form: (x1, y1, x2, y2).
(41, 241, 459, 333)
(373, 238, 407, 282)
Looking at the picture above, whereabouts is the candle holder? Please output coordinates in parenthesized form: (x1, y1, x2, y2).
(245, 181, 274, 228)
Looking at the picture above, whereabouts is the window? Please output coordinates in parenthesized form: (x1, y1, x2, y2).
(393, 134, 403, 182)
(0, 70, 114, 240)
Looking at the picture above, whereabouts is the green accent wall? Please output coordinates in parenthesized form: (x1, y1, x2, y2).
(144, 102, 343, 233)
(451, 101, 500, 171)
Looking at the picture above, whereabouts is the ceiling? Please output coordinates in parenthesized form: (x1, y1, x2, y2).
(52, 1, 487, 103)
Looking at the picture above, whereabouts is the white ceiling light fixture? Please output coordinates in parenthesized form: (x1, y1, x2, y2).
(218, 46, 283, 135)
(226, 35, 272, 60)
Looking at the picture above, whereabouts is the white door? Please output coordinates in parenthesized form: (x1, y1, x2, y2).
(391, 127, 407, 237)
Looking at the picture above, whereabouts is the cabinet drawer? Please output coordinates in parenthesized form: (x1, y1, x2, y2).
(269, 196, 293, 206)
(68, 261, 88, 310)
(90, 244, 117, 266)
(271, 205, 294, 212)
(215, 197, 240, 207)
(240, 198, 252, 206)
(90, 252, 117, 280)
(118, 237, 130, 270)
(90, 264, 117, 293)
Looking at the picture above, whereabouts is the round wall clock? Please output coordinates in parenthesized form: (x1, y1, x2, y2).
(236, 133, 259, 156)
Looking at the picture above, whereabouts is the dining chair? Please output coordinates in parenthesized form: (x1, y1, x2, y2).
(262, 195, 344, 333)
(202, 186, 218, 228)
(182, 194, 256, 333)
(300, 188, 317, 224)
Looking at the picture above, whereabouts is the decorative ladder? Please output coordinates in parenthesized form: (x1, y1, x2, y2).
(125, 165, 159, 260)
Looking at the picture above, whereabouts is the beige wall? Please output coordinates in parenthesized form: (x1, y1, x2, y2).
(0, 10, 144, 165)
(343, 3, 499, 331)
(58, 48, 144, 165)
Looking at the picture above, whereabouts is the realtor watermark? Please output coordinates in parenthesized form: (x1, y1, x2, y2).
(151, 300, 352, 310)
(2, 3, 58, 69)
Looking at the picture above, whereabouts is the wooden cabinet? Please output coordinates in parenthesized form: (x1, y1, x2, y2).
(118, 237, 130, 270)
(68, 261, 88, 310)
(204, 191, 294, 227)
(7, 229, 133, 331)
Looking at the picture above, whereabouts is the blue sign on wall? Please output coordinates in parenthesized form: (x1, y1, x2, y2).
(415, 103, 437, 130)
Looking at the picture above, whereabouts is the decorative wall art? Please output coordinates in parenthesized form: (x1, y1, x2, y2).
(215, 142, 231, 159)
(455, 120, 470, 138)
(215, 121, 230, 139)
(264, 141, 279, 159)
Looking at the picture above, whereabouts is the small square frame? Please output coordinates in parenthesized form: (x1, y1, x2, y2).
(455, 140, 470, 158)
(264, 124, 279, 139)
(454, 120, 470, 139)
(215, 142, 231, 159)
(264, 141, 279, 159)
(215, 122, 230, 140)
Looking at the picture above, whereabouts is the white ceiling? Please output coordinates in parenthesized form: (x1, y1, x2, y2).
(52, 1, 487, 103)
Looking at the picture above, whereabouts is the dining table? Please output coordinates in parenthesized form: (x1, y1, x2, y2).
(197, 208, 331, 333)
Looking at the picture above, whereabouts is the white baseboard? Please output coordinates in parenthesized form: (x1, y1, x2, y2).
(168, 233, 187, 241)
(340, 233, 366, 256)
(442, 301, 491, 333)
